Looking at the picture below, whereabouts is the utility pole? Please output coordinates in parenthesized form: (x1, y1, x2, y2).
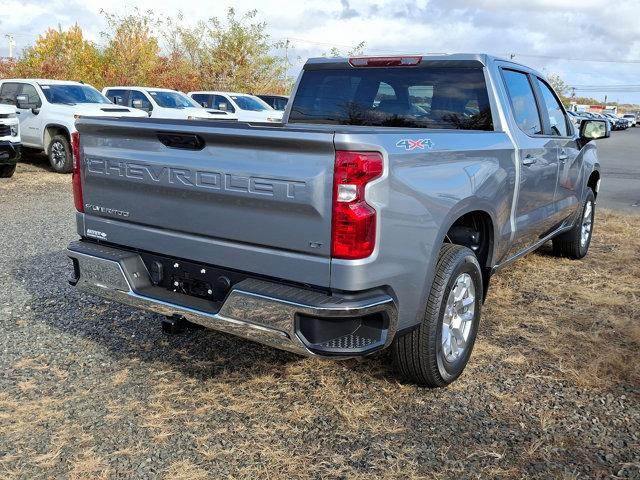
(5, 34, 16, 59)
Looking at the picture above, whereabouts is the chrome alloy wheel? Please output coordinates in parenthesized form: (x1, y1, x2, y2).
(581, 201, 593, 248)
(51, 141, 66, 168)
(442, 273, 476, 362)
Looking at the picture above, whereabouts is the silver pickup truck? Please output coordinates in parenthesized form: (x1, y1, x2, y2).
(67, 54, 607, 387)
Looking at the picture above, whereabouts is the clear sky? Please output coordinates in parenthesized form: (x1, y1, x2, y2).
(2, 0, 639, 103)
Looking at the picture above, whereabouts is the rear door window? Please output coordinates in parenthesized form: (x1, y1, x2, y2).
(289, 66, 493, 130)
(502, 70, 543, 136)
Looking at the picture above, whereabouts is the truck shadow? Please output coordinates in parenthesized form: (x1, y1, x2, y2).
(12, 250, 395, 382)
(18, 149, 52, 172)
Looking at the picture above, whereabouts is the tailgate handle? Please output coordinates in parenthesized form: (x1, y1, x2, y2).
(157, 132, 205, 150)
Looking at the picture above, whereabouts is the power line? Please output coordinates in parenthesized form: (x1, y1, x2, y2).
(505, 52, 640, 64)
(281, 41, 640, 65)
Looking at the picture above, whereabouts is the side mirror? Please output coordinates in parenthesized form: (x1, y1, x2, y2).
(580, 119, 609, 144)
(15, 94, 29, 109)
(218, 102, 228, 111)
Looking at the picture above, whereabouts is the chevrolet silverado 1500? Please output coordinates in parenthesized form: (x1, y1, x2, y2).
(67, 54, 606, 387)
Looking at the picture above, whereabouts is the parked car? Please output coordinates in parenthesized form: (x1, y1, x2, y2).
(188, 91, 283, 122)
(256, 94, 289, 111)
(622, 114, 636, 127)
(0, 79, 147, 173)
(102, 87, 237, 121)
(0, 104, 21, 178)
(590, 112, 615, 131)
(68, 54, 605, 387)
(567, 110, 590, 128)
(602, 113, 627, 131)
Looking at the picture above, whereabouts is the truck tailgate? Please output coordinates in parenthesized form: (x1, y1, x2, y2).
(76, 118, 335, 287)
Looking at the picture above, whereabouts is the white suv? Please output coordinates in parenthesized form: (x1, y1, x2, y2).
(622, 114, 637, 127)
(0, 104, 21, 178)
(0, 79, 147, 173)
(188, 91, 283, 123)
(103, 87, 237, 121)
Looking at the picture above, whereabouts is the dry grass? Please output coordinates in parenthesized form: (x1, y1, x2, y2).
(480, 209, 640, 388)
(1, 209, 638, 479)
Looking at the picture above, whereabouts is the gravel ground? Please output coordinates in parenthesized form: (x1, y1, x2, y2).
(0, 155, 638, 479)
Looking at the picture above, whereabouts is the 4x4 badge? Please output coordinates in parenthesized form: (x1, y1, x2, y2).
(396, 138, 434, 150)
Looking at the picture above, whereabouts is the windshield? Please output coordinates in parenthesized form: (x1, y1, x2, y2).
(230, 95, 272, 111)
(290, 67, 493, 130)
(40, 84, 110, 105)
(624, 114, 635, 118)
(149, 90, 199, 109)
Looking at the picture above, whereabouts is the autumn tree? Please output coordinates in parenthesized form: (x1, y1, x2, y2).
(0, 58, 17, 79)
(2, 8, 295, 95)
(14, 25, 102, 85)
(547, 73, 568, 97)
(164, 8, 290, 94)
(323, 41, 365, 58)
(100, 9, 161, 88)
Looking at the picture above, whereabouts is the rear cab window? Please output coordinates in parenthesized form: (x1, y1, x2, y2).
(289, 65, 494, 130)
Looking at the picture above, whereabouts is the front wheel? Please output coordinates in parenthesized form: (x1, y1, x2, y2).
(0, 164, 16, 178)
(392, 244, 483, 387)
(48, 134, 73, 173)
(552, 190, 595, 259)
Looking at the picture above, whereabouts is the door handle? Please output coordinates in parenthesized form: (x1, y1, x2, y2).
(522, 154, 536, 166)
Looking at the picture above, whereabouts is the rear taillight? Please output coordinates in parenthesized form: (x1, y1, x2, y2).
(71, 132, 83, 212)
(331, 151, 383, 260)
(348, 56, 422, 67)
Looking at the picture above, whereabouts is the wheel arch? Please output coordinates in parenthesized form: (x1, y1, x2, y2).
(43, 124, 71, 154)
(438, 201, 498, 268)
(437, 201, 499, 301)
(587, 169, 600, 199)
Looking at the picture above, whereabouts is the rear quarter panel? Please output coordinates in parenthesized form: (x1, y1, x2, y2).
(331, 130, 516, 330)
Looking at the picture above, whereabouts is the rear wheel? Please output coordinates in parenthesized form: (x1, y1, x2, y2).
(552, 190, 595, 259)
(48, 134, 73, 173)
(392, 244, 482, 387)
(0, 164, 16, 178)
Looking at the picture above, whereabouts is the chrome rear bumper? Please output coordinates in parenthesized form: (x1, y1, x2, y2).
(67, 241, 397, 357)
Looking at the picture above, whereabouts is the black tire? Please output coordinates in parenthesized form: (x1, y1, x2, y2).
(392, 244, 483, 387)
(0, 164, 16, 178)
(48, 134, 73, 173)
(552, 189, 595, 260)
